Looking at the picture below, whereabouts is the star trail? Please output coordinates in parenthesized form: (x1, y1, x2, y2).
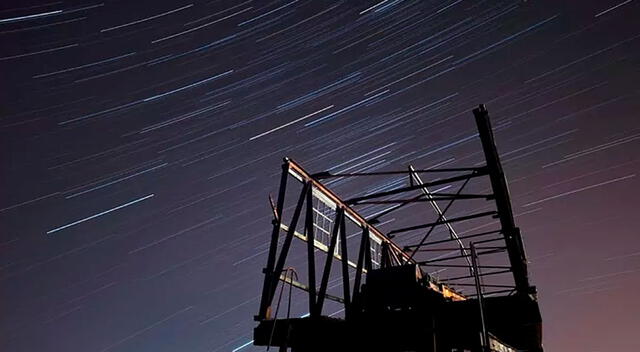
(1, 0, 639, 351)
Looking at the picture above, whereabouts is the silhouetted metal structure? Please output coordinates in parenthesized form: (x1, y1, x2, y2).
(253, 105, 543, 351)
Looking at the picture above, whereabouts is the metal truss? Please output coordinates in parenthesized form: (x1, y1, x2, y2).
(256, 104, 534, 325)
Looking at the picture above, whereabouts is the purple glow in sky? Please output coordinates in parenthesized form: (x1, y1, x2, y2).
(1, 0, 639, 351)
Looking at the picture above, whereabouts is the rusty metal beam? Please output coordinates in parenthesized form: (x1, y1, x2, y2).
(288, 159, 410, 265)
(265, 182, 310, 316)
(257, 160, 290, 321)
(474, 104, 531, 295)
(279, 274, 344, 303)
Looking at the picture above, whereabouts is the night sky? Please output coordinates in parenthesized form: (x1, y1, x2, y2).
(1, 0, 640, 351)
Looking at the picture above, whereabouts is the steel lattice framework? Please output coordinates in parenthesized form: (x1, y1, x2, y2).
(253, 105, 542, 352)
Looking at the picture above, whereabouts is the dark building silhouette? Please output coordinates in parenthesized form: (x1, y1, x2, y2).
(253, 105, 543, 352)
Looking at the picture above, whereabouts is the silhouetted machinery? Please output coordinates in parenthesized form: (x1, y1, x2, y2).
(253, 105, 543, 351)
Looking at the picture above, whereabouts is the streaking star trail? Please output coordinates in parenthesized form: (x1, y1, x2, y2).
(1, 1, 639, 352)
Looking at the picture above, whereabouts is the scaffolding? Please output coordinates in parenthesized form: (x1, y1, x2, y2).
(253, 105, 543, 352)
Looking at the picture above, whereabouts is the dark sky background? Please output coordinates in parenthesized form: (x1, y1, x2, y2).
(1, 0, 640, 351)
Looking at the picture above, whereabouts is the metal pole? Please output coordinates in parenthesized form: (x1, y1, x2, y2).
(473, 104, 530, 295)
(338, 210, 352, 318)
(257, 159, 290, 320)
(470, 242, 489, 352)
(267, 182, 310, 315)
(315, 209, 343, 315)
(305, 185, 317, 317)
(352, 227, 369, 308)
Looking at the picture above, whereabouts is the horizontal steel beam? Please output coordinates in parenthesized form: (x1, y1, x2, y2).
(279, 274, 344, 303)
(422, 264, 511, 269)
(403, 229, 502, 249)
(346, 169, 488, 204)
(315, 167, 485, 178)
(388, 211, 498, 236)
(352, 193, 494, 204)
(442, 269, 512, 281)
(280, 223, 364, 272)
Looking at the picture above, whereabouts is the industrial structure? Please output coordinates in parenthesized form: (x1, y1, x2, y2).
(253, 105, 543, 351)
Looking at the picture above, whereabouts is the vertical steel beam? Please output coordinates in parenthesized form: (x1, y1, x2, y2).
(305, 185, 318, 317)
(470, 243, 489, 352)
(315, 208, 343, 316)
(381, 241, 392, 268)
(257, 159, 290, 320)
(266, 182, 310, 317)
(338, 210, 352, 318)
(473, 104, 531, 295)
(352, 226, 369, 303)
(364, 232, 373, 272)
